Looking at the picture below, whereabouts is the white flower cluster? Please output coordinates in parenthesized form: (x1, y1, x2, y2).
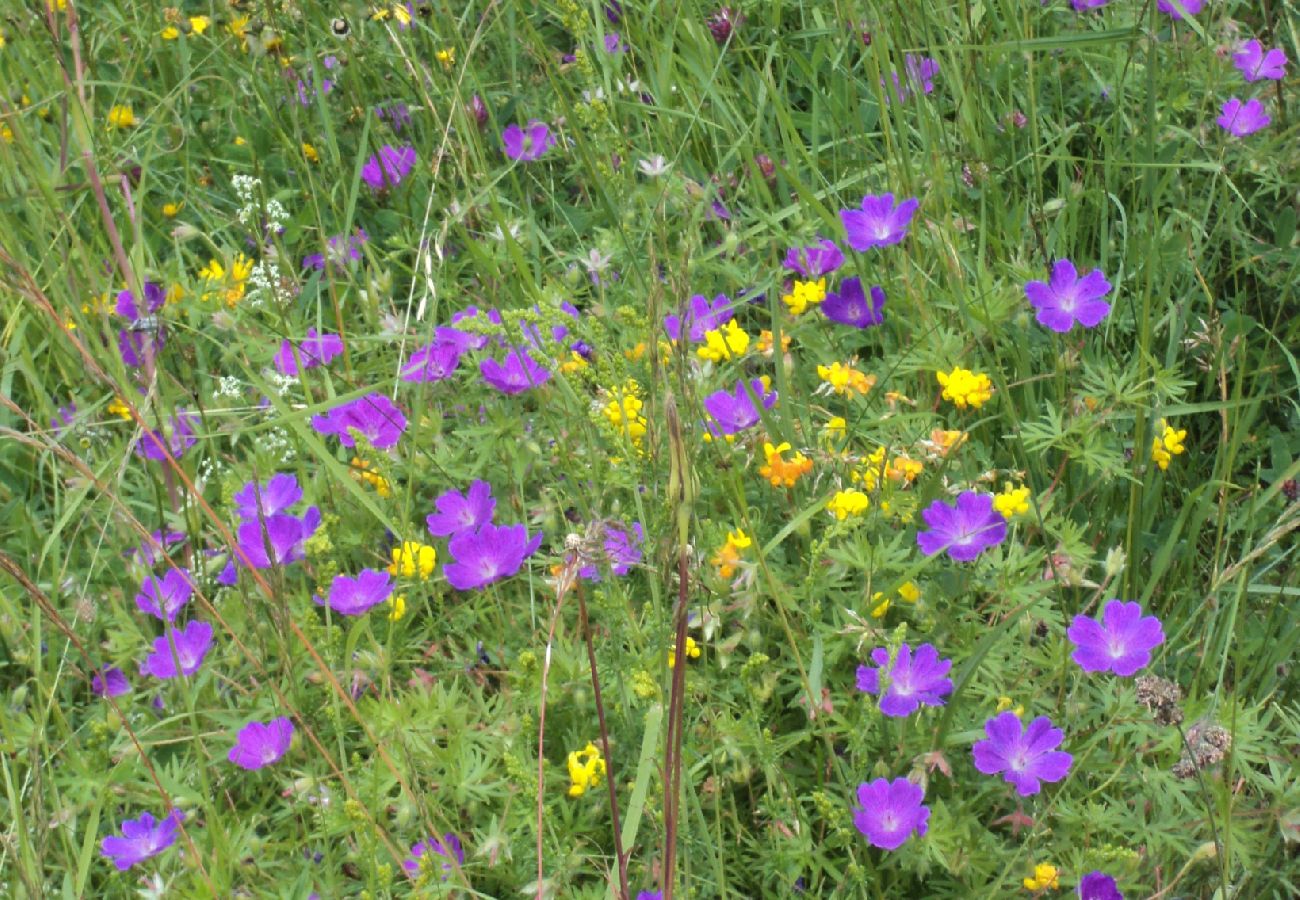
(247, 252, 293, 307)
(233, 174, 289, 233)
(215, 375, 243, 399)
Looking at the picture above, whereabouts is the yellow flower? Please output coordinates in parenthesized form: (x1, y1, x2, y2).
(817, 362, 876, 396)
(755, 329, 791, 356)
(161, 201, 183, 218)
(853, 446, 890, 492)
(697, 320, 750, 362)
(710, 529, 751, 579)
(107, 397, 132, 419)
(161, 25, 180, 40)
(566, 742, 606, 797)
(758, 442, 813, 488)
(827, 489, 870, 521)
(936, 366, 994, 410)
(996, 696, 1024, 717)
(387, 594, 407, 621)
(885, 455, 922, 484)
(436, 47, 456, 70)
(781, 278, 827, 315)
(1023, 863, 1060, 891)
(228, 15, 250, 40)
(897, 581, 920, 604)
(925, 428, 967, 457)
(388, 541, 437, 580)
(823, 416, 846, 440)
(234, 135, 247, 146)
(201, 253, 253, 306)
(602, 381, 647, 449)
(393, 4, 412, 25)
(1, 124, 11, 144)
(350, 457, 392, 497)
(870, 581, 920, 619)
(667, 635, 701, 669)
(106, 105, 136, 129)
(189, 15, 210, 35)
(1150, 418, 1187, 471)
(301, 142, 320, 163)
(993, 483, 1031, 519)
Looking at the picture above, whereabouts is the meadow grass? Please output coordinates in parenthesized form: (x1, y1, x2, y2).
(0, 1, 1298, 897)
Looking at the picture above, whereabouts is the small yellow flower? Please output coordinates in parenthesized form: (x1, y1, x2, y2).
(936, 366, 994, 410)
(996, 696, 1024, 717)
(697, 320, 750, 362)
(161, 26, 180, 40)
(107, 397, 132, 419)
(387, 594, 407, 621)
(710, 529, 751, 579)
(559, 350, 589, 374)
(228, 15, 250, 40)
(885, 455, 923, 484)
(301, 142, 320, 163)
(388, 541, 437, 580)
(188, 15, 210, 35)
(755, 329, 791, 356)
(870, 581, 920, 619)
(435, 47, 456, 70)
(106, 105, 136, 129)
(603, 381, 647, 449)
(758, 442, 813, 488)
(1150, 418, 1187, 471)
(993, 483, 1031, 519)
(823, 416, 846, 440)
(350, 457, 393, 497)
(667, 635, 701, 669)
(234, 135, 247, 146)
(1023, 863, 1060, 891)
(925, 428, 967, 457)
(781, 278, 827, 316)
(161, 201, 183, 218)
(827, 489, 870, 521)
(566, 742, 606, 797)
(897, 581, 920, 604)
(817, 362, 876, 396)
(393, 4, 412, 25)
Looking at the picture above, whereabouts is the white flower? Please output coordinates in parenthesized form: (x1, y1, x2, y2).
(581, 248, 612, 274)
(637, 155, 670, 177)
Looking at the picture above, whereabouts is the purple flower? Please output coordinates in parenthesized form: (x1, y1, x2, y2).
(115, 282, 166, 322)
(400, 338, 463, 383)
(129, 529, 186, 566)
(236, 507, 321, 569)
(703, 378, 777, 437)
(274, 329, 345, 376)
(783, 239, 844, 277)
(820, 277, 886, 328)
(637, 893, 663, 900)
(480, 348, 551, 394)
(580, 521, 644, 580)
(1024, 259, 1112, 333)
(855, 643, 952, 717)
(971, 711, 1073, 796)
(402, 833, 464, 879)
(92, 666, 131, 697)
(502, 121, 556, 162)
(302, 229, 369, 272)
(117, 327, 165, 369)
(311, 393, 408, 449)
(375, 102, 412, 133)
(884, 55, 939, 104)
(135, 568, 194, 623)
(134, 410, 198, 462)
(603, 32, 624, 53)
(663, 293, 735, 343)
(841, 193, 920, 251)
(234, 473, 303, 521)
(314, 569, 394, 616)
(1078, 871, 1124, 900)
(916, 492, 1006, 562)
(140, 621, 214, 680)
(1233, 40, 1288, 82)
(426, 480, 496, 537)
(51, 402, 77, 434)
(1067, 599, 1164, 676)
(1071, 0, 1110, 10)
(1157, 0, 1203, 19)
(852, 778, 930, 850)
(361, 144, 416, 191)
(605, 2, 622, 24)
(1217, 97, 1271, 137)
(101, 809, 184, 871)
(707, 7, 743, 44)
(228, 716, 294, 769)
(448, 307, 500, 350)
(443, 522, 542, 590)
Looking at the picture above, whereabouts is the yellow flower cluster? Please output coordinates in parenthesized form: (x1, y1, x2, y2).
(1150, 418, 1187, 471)
(854, 447, 923, 491)
(781, 278, 826, 315)
(755, 329, 791, 356)
(822, 416, 847, 442)
(106, 105, 136, 129)
(817, 362, 876, 396)
(826, 489, 870, 521)
(350, 457, 392, 497)
(387, 594, 407, 621)
(697, 320, 750, 362)
(937, 366, 994, 410)
(1023, 863, 1060, 891)
(993, 483, 1031, 519)
(435, 48, 456, 70)
(924, 428, 967, 458)
(199, 254, 253, 307)
(161, 15, 209, 39)
(667, 635, 701, 669)
(388, 541, 437, 580)
(711, 529, 751, 579)
(758, 442, 813, 488)
(870, 580, 920, 618)
(602, 381, 647, 449)
(566, 742, 606, 797)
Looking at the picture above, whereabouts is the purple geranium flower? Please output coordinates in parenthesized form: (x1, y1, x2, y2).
(101, 809, 184, 871)
(502, 121, 556, 162)
(314, 569, 394, 616)
(311, 393, 408, 449)
(1067, 599, 1164, 676)
(427, 480, 496, 537)
(1157, 0, 1202, 19)
(228, 716, 294, 769)
(603, 32, 624, 53)
(1217, 97, 1271, 137)
(480, 348, 551, 394)
(663, 293, 735, 343)
(92, 666, 131, 697)
(402, 833, 464, 879)
(637, 893, 662, 900)
(117, 327, 165, 369)
(580, 521, 644, 580)
(1078, 872, 1124, 900)
(140, 621, 214, 680)
(703, 378, 777, 437)
(783, 239, 844, 278)
(855, 643, 953, 717)
(821, 277, 886, 328)
(115, 282, 166, 322)
(135, 568, 194, 623)
(841, 193, 920, 251)
(852, 778, 930, 850)
(884, 54, 939, 104)
(234, 473, 303, 521)
(235, 507, 321, 569)
(401, 338, 463, 383)
(129, 529, 186, 566)
(971, 711, 1072, 796)
(443, 522, 542, 590)
(1024, 259, 1112, 333)
(134, 410, 198, 462)
(916, 492, 1006, 562)
(361, 144, 416, 191)
(1233, 40, 1288, 82)
(302, 228, 368, 272)
(274, 329, 345, 376)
